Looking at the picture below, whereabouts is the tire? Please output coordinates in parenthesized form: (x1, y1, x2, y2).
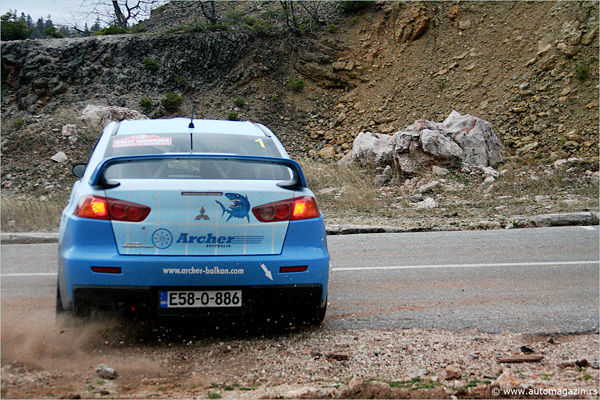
(299, 300, 327, 327)
(56, 283, 66, 315)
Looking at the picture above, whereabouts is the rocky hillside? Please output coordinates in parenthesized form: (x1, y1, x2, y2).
(1, 1, 598, 198)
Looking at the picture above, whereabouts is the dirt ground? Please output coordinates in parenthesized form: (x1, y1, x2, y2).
(2, 297, 598, 399)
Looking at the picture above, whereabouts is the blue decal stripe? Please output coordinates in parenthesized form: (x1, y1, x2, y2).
(231, 236, 264, 244)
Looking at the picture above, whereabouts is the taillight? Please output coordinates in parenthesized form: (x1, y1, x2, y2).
(252, 196, 319, 222)
(74, 195, 150, 222)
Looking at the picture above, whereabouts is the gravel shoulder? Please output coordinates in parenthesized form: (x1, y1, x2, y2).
(1, 299, 599, 399)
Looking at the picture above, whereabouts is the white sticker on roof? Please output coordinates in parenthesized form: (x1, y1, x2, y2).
(113, 135, 172, 148)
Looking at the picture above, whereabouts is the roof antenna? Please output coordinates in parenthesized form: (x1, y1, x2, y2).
(188, 105, 195, 129)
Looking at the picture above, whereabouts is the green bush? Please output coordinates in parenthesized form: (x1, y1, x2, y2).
(225, 10, 246, 23)
(227, 112, 239, 121)
(161, 92, 183, 111)
(574, 61, 590, 82)
(204, 22, 230, 32)
(143, 57, 160, 72)
(94, 25, 129, 35)
(287, 78, 306, 93)
(242, 16, 277, 37)
(139, 97, 153, 111)
(174, 76, 187, 87)
(234, 97, 246, 107)
(336, 1, 374, 13)
(328, 24, 339, 33)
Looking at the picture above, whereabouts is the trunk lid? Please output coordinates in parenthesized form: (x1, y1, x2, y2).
(106, 179, 292, 256)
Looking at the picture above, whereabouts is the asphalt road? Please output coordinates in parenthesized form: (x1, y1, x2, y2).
(2, 226, 598, 333)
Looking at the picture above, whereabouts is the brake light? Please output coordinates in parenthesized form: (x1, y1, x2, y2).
(74, 195, 150, 222)
(252, 196, 319, 222)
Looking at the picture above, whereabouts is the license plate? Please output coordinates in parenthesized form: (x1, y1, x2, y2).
(159, 290, 242, 308)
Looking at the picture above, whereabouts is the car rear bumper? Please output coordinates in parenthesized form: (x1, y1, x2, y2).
(72, 284, 324, 317)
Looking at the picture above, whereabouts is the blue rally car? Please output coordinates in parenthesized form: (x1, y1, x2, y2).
(57, 118, 330, 325)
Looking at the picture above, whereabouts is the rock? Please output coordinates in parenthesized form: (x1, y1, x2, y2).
(433, 166, 449, 176)
(409, 193, 424, 203)
(61, 124, 78, 138)
(286, 386, 333, 399)
(51, 152, 68, 163)
(343, 111, 502, 173)
(62, 124, 79, 144)
(416, 197, 438, 209)
(81, 105, 148, 134)
(318, 187, 338, 196)
(421, 129, 464, 162)
(582, 26, 598, 46)
(443, 110, 503, 167)
(556, 42, 579, 57)
(537, 43, 552, 57)
(348, 377, 364, 391)
(495, 370, 520, 390)
(326, 352, 350, 361)
(553, 158, 582, 168)
(563, 140, 579, 150)
(374, 174, 389, 187)
(318, 146, 336, 160)
(518, 141, 539, 154)
(95, 364, 117, 380)
(471, 220, 501, 230)
(394, 120, 463, 173)
(444, 366, 462, 380)
(458, 19, 472, 30)
(480, 166, 499, 177)
(533, 212, 599, 227)
(561, 21, 582, 46)
(557, 359, 589, 368)
(339, 377, 392, 399)
(417, 180, 440, 194)
(347, 132, 395, 168)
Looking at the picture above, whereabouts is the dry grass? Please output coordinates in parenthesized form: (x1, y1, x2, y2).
(301, 159, 598, 229)
(299, 158, 383, 214)
(1, 194, 65, 232)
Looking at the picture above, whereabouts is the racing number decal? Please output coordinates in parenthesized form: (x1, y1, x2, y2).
(255, 138, 265, 148)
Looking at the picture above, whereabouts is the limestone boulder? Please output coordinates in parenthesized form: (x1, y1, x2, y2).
(81, 105, 148, 134)
(342, 111, 502, 173)
(443, 110, 503, 167)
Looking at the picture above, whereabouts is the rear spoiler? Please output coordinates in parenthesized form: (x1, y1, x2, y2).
(89, 153, 307, 191)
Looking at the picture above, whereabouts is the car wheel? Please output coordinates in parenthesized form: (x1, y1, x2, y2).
(298, 300, 327, 326)
(309, 303, 327, 326)
(56, 283, 65, 315)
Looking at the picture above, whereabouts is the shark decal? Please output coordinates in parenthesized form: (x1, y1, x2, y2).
(216, 193, 251, 223)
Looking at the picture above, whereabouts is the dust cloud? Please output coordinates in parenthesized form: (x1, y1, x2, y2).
(1, 302, 161, 376)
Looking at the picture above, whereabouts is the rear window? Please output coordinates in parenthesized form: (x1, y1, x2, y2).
(103, 133, 289, 180)
(104, 133, 283, 158)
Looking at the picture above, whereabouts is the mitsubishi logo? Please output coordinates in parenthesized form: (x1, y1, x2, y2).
(195, 207, 210, 221)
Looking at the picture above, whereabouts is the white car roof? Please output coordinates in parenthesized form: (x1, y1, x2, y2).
(114, 118, 272, 137)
